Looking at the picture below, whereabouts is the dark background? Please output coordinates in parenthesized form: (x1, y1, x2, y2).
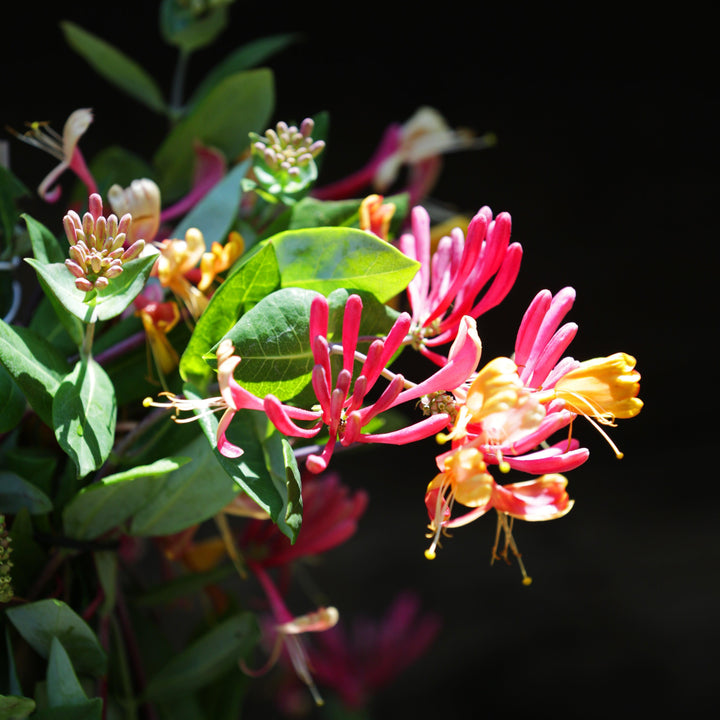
(3, 3, 718, 718)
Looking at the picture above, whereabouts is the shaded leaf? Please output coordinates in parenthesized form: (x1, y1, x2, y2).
(0, 472, 52, 515)
(0, 365, 25, 433)
(46, 637, 87, 707)
(160, 0, 229, 53)
(52, 357, 116, 479)
(0, 695, 36, 720)
(60, 21, 166, 114)
(5, 600, 107, 676)
(62, 457, 191, 540)
(144, 613, 258, 701)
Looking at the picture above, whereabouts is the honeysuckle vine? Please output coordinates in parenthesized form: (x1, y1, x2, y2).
(0, 7, 643, 717)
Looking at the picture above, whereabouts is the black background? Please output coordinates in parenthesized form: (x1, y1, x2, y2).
(3, 3, 718, 718)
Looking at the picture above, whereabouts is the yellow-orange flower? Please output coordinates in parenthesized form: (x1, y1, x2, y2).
(359, 194, 396, 240)
(136, 300, 181, 376)
(551, 352, 643, 422)
(198, 230, 244, 292)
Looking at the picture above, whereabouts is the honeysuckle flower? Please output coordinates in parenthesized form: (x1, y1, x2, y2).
(108, 178, 161, 244)
(63, 193, 144, 292)
(153, 227, 209, 318)
(245, 560, 338, 706)
(359, 193, 396, 240)
(135, 298, 181, 377)
(8, 108, 97, 202)
(424, 443, 574, 582)
(400, 204, 523, 365)
(263, 294, 482, 473)
(514, 287, 643, 457)
(313, 106, 495, 205)
(301, 592, 441, 710)
(197, 230, 244, 291)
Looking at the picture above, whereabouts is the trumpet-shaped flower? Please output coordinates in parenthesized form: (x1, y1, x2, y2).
(108, 178, 161, 244)
(198, 230, 244, 292)
(359, 193, 396, 240)
(63, 193, 144, 292)
(9, 108, 97, 202)
(400, 204, 523, 364)
(263, 294, 483, 473)
(135, 298, 181, 377)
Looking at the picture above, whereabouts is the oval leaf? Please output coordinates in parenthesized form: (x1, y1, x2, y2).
(53, 358, 116, 479)
(0, 472, 52, 515)
(0, 695, 36, 720)
(5, 599, 107, 676)
(60, 21, 167, 114)
(62, 457, 191, 540)
(47, 637, 88, 707)
(270, 226, 420, 302)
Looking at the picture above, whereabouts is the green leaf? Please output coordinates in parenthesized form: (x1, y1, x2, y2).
(21, 214, 64, 266)
(0, 321, 70, 427)
(46, 637, 88, 707)
(5, 599, 107, 676)
(81, 146, 157, 200)
(0, 165, 29, 257)
(170, 159, 250, 248)
(25, 248, 159, 324)
(190, 398, 302, 543)
(179, 241, 280, 387)
(30, 701, 103, 720)
(271, 226, 420, 302)
(159, 0, 229, 53)
(62, 457, 191, 540)
(60, 21, 167, 114)
(0, 472, 52, 515)
(28, 297, 80, 357)
(188, 33, 300, 109)
(52, 357, 116, 479)
(0, 695, 36, 720)
(143, 612, 258, 701)
(154, 69, 274, 201)
(7, 510, 46, 599)
(129, 434, 240, 537)
(0, 365, 25, 433)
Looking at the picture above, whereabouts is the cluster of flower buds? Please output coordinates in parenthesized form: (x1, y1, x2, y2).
(250, 118, 325, 201)
(63, 193, 145, 292)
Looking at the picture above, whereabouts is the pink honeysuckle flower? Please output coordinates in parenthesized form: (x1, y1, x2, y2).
(301, 592, 442, 710)
(399, 204, 523, 365)
(263, 294, 483, 473)
(312, 107, 495, 205)
(9, 108, 98, 202)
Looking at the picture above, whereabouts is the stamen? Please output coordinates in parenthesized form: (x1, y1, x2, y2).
(491, 513, 533, 585)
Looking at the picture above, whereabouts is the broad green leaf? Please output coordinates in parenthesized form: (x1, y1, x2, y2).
(21, 214, 64, 265)
(190, 396, 302, 543)
(28, 296, 80, 357)
(60, 22, 167, 114)
(25, 248, 159, 324)
(270, 226, 420, 302)
(143, 612, 258, 701)
(62, 457, 191, 540)
(188, 33, 300, 109)
(0, 321, 70, 427)
(52, 357, 116, 479)
(46, 637, 88, 707)
(179, 241, 280, 387)
(5, 600, 107, 676)
(0, 365, 25, 433)
(0, 695, 36, 720)
(221, 287, 319, 400)
(0, 472, 52, 515)
(170, 159, 250, 248)
(159, 0, 229, 53)
(129, 434, 240, 537)
(154, 69, 274, 201)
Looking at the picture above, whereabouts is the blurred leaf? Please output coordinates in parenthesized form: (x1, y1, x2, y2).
(129, 434, 240, 536)
(46, 637, 88, 707)
(25, 248, 159, 324)
(189, 397, 302, 543)
(7, 510, 46, 598)
(0, 166, 29, 257)
(0, 695, 36, 720)
(143, 612, 258, 701)
(0, 472, 52, 515)
(189, 33, 300, 109)
(154, 69, 274, 201)
(5, 599, 107, 676)
(179, 240, 280, 387)
(0, 320, 70, 427)
(60, 21, 167, 114)
(62, 457, 191, 539)
(52, 357, 116, 479)
(160, 0, 229, 53)
(271, 226, 420, 302)
(170, 158, 250, 248)
(82, 146, 157, 200)
(0, 366, 25, 434)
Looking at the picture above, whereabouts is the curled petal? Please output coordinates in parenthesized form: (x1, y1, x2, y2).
(492, 474, 574, 521)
